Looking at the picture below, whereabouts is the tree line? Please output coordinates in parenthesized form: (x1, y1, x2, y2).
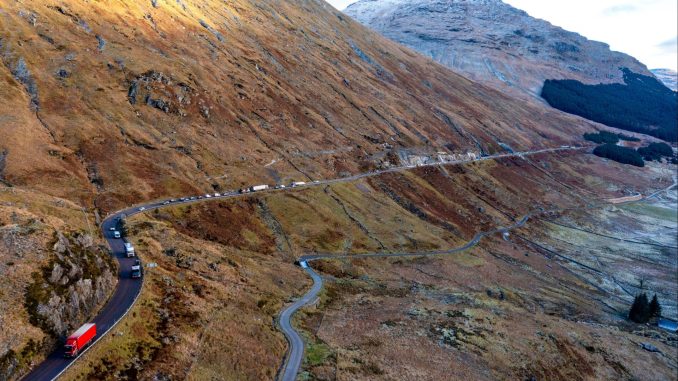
(584, 131, 639, 144)
(586, 133, 676, 166)
(593, 144, 645, 167)
(543, 68, 677, 142)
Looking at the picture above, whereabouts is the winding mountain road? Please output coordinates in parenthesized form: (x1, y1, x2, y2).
(22, 206, 147, 381)
(277, 214, 533, 381)
(278, 173, 678, 381)
(22, 146, 583, 380)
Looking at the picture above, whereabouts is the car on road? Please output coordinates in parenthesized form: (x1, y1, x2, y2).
(109, 227, 116, 231)
(138, 207, 146, 211)
(113, 231, 121, 239)
(190, 196, 196, 200)
(131, 259, 142, 279)
(205, 194, 212, 198)
(214, 193, 221, 197)
(163, 201, 170, 205)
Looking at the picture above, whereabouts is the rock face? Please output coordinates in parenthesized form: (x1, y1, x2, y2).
(345, 0, 653, 99)
(0, 215, 117, 381)
(25, 232, 116, 337)
(651, 69, 678, 91)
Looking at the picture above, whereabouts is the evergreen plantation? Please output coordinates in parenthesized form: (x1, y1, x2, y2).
(543, 69, 678, 142)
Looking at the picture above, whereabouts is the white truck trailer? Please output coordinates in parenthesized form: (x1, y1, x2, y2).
(250, 185, 270, 192)
(124, 242, 135, 257)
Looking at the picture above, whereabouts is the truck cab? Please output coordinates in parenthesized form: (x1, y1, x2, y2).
(64, 342, 77, 358)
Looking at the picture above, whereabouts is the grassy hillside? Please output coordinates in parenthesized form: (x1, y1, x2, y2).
(0, 1, 675, 380)
(0, 0, 602, 215)
(55, 152, 677, 380)
(0, 2, 606, 375)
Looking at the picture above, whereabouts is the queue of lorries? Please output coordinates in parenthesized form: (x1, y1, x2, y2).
(152, 181, 315, 207)
(108, 227, 140, 273)
(239, 181, 311, 194)
(67, 179, 316, 358)
(67, 227, 139, 357)
(107, 181, 318, 284)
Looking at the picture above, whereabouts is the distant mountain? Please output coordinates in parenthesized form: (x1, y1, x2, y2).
(651, 69, 678, 91)
(344, 0, 653, 100)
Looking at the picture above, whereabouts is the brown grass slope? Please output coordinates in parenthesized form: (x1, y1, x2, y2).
(0, 0, 596, 214)
(1, 1, 668, 380)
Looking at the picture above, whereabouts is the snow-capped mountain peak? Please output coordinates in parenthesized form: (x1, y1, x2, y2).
(344, 0, 651, 99)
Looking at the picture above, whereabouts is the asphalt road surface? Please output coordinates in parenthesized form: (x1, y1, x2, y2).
(277, 265, 323, 381)
(22, 207, 144, 381)
(21, 146, 584, 380)
(277, 214, 533, 381)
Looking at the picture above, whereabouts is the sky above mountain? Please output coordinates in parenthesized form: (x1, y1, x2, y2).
(329, 0, 677, 70)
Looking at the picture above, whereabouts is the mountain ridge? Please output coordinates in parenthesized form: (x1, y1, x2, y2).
(344, 0, 653, 100)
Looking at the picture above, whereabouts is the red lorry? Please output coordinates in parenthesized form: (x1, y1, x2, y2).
(64, 323, 96, 357)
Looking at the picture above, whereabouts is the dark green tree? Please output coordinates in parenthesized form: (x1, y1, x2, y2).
(638, 143, 675, 161)
(628, 292, 651, 323)
(117, 217, 129, 238)
(649, 294, 662, 318)
(593, 143, 645, 167)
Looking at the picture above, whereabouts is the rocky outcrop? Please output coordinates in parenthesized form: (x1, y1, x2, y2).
(0, 39, 40, 110)
(25, 232, 116, 336)
(127, 71, 210, 118)
(345, 0, 653, 99)
(0, 226, 116, 380)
